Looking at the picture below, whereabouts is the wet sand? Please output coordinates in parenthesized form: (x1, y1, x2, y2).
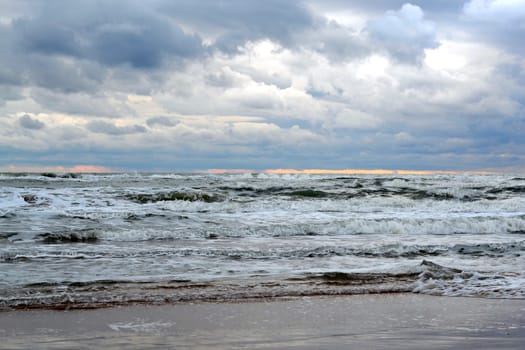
(1, 294, 524, 349)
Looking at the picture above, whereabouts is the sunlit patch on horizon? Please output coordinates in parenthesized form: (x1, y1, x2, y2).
(0, 164, 114, 173)
(68, 165, 114, 173)
(263, 168, 465, 175)
(201, 168, 497, 175)
(207, 169, 255, 174)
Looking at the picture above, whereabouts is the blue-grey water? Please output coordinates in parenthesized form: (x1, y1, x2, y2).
(1, 172, 524, 309)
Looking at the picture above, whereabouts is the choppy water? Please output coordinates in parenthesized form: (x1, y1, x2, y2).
(1, 172, 524, 309)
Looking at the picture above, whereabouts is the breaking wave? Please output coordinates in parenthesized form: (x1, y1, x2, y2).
(123, 191, 224, 203)
(2, 260, 522, 310)
(37, 230, 99, 243)
(1, 173, 524, 310)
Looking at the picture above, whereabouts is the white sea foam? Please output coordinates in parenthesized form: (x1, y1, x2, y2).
(0, 190, 26, 214)
(1, 173, 524, 306)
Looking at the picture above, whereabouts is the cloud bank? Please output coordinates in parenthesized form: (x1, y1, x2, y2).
(1, 0, 524, 171)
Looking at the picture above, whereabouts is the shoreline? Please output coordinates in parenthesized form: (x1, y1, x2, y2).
(1, 294, 524, 349)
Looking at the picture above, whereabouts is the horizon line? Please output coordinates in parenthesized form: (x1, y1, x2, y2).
(209, 168, 495, 175)
(0, 164, 507, 175)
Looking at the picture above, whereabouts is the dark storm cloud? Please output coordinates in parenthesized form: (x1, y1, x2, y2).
(0, 24, 21, 86)
(161, 0, 370, 62)
(302, 21, 371, 62)
(10, 1, 205, 69)
(4, 0, 318, 70)
(28, 57, 106, 93)
(2, 0, 433, 88)
(311, 0, 470, 16)
(19, 114, 45, 130)
(0, 86, 23, 106)
(1, 21, 106, 94)
(2, 0, 320, 74)
(87, 120, 146, 135)
(12, 18, 80, 58)
(159, 0, 316, 53)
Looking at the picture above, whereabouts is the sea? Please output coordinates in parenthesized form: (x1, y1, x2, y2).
(1, 172, 524, 309)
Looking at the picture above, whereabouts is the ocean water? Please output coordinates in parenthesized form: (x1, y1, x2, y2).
(1, 172, 524, 309)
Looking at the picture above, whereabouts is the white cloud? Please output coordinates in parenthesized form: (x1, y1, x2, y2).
(366, 3, 437, 62)
(464, 0, 525, 22)
(425, 43, 467, 73)
(356, 55, 390, 79)
(1, 1, 524, 170)
(326, 109, 382, 130)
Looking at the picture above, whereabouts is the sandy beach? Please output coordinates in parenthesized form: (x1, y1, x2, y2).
(1, 294, 524, 349)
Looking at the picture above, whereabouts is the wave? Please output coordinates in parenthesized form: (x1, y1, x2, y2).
(123, 191, 224, 203)
(0, 172, 82, 181)
(0, 274, 414, 310)
(217, 185, 520, 202)
(1, 173, 524, 310)
(2, 260, 522, 310)
(0, 212, 16, 219)
(295, 241, 524, 259)
(37, 230, 99, 243)
(487, 186, 525, 194)
(38, 172, 80, 179)
(4, 213, 522, 243)
(303, 271, 419, 285)
(223, 186, 460, 200)
(30, 215, 524, 242)
(414, 260, 525, 298)
(263, 216, 525, 237)
(4, 241, 522, 263)
(53, 211, 171, 221)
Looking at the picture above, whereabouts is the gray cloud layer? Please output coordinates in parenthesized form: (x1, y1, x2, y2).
(11, 1, 205, 68)
(1, 0, 524, 171)
(19, 114, 45, 130)
(87, 121, 147, 135)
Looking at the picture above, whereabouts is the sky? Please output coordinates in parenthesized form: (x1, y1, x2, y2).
(1, 0, 524, 172)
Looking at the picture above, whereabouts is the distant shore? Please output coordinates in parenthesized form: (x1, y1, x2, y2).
(1, 294, 524, 349)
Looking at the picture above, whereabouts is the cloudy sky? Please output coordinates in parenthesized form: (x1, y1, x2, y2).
(1, 0, 524, 172)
